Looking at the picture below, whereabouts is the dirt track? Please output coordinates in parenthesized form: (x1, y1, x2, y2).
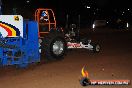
(0, 28, 132, 88)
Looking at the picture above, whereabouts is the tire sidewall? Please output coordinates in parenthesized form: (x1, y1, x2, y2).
(93, 43, 100, 53)
(50, 37, 67, 58)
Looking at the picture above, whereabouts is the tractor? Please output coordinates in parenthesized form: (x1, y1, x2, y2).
(35, 8, 100, 56)
(0, 8, 67, 68)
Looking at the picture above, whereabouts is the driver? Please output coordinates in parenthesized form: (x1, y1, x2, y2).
(40, 11, 48, 21)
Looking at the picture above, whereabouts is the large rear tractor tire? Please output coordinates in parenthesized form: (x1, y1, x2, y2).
(41, 31, 67, 60)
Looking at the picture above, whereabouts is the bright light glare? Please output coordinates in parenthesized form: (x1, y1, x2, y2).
(26, 0, 30, 3)
(92, 24, 95, 28)
(86, 6, 90, 9)
(127, 22, 129, 28)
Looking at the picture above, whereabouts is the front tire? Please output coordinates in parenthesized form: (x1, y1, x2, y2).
(93, 44, 100, 53)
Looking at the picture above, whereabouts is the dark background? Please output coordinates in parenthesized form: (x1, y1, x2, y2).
(2, 0, 132, 28)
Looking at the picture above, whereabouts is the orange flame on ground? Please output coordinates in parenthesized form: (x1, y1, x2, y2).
(81, 66, 89, 78)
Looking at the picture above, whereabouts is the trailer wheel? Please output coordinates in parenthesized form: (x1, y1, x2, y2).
(93, 44, 100, 53)
(41, 31, 67, 60)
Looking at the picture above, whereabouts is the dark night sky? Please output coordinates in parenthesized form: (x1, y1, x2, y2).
(2, 0, 131, 13)
(2, 0, 132, 27)
(94, 0, 131, 8)
(2, 0, 131, 10)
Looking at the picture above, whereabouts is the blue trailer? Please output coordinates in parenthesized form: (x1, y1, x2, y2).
(0, 14, 67, 68)
(0, 15, 40, 67)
